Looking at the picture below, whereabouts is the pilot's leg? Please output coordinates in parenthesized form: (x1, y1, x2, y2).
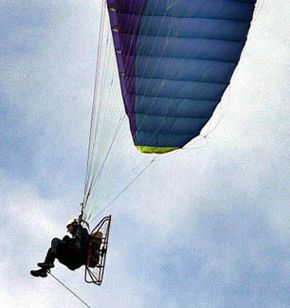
(37, 238, 63, 269)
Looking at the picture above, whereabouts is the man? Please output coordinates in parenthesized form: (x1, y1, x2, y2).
(30, 219, 90, 278)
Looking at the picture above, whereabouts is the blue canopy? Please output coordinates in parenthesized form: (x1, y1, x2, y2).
(107, 0, 256, 153)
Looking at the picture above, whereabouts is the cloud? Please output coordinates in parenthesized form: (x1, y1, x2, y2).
(1, 0, 290, 307)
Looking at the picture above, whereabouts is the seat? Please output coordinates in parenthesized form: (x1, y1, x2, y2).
(84, 215, 111, 286)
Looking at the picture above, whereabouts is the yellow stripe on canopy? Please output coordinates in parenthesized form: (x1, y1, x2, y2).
(136, 146, 178, 154)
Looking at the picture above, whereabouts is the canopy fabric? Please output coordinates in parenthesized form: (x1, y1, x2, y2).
(107, 0, 256, 153)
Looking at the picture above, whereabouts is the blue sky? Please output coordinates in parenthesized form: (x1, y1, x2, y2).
(1, 1, 290, 307)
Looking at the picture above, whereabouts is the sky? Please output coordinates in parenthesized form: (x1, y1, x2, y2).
(1, 0, 290, 307)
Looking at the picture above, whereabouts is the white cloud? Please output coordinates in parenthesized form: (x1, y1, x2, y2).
(1, 0, 290, 307)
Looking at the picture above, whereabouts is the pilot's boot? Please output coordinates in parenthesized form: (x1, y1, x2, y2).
(37, 262, 54, 269)
(30, 268, 48, 278)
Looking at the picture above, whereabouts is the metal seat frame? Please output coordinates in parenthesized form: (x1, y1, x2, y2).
(84, 215, 111, 286)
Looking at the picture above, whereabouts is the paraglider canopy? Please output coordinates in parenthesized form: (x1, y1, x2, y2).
(107, 0, 257, 153)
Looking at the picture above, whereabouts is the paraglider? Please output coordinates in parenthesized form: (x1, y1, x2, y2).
(31, 0, 257, 288)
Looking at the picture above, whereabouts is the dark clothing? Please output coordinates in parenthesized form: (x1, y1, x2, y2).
(44, 225, 90, 270)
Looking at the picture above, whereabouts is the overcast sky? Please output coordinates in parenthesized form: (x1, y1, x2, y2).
(1, 1, 290, 307)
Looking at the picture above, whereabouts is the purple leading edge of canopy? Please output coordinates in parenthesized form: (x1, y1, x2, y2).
(107, 0, 148, 137)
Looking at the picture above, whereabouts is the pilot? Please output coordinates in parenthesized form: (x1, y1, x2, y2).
(30, 219, 90, 278)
